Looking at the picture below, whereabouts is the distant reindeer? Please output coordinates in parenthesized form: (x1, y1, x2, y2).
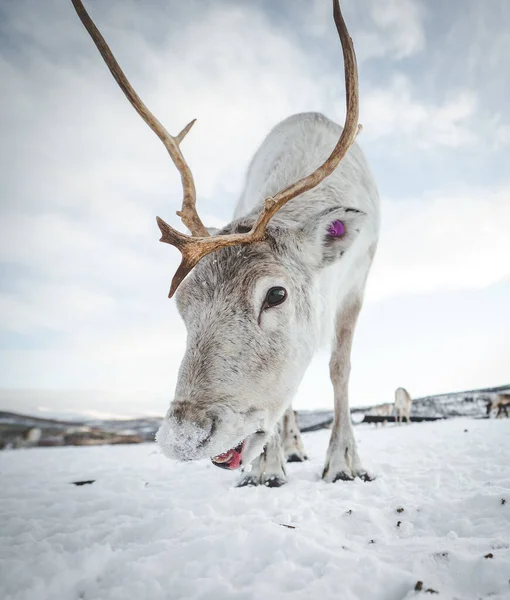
(394, 388, 412, 424)
(371, 403, 393, 426)
(486, 393, 510, 418)
(72, 0, 380, 485)
(372, 403, 393, 417)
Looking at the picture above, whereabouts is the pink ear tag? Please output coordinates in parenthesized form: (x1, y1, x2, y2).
(328, 219, 345, 237)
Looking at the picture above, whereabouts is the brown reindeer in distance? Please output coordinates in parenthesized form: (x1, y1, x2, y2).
(486, 393, 510, 418)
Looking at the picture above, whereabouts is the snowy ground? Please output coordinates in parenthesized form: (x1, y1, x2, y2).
(1, 418, 509, 600)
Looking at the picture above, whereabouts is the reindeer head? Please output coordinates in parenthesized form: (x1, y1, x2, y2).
(72, 0, 362, 469)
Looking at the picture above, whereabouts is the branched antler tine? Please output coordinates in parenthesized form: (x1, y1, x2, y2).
(249, 0, 360, 237)
(71, 0, 209, 238)
(156, 216, 204, 297)
(156, 216, 189, 248)
(155, 216, 209, 296)
(176, 119, 196, 145)
(169, 259, 199, 298)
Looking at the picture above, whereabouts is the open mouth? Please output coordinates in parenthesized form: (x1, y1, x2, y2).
(211, 440, 245, 470)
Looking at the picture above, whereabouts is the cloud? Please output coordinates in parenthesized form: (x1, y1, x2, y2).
(366, 186, 510, 302)
(360, 76, 478, 150)
(1, 0, 509, 415)
(298, 0, 426, 61)
(0, 283, 116, 334)
(356, 0, 426, 61)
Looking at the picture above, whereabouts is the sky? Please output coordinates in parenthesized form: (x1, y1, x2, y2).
(0, 0, 509, 419)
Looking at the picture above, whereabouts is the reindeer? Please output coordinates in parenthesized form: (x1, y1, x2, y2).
(371, 403, 393, 426)
(372, 403, 393, 417)
(486, 393, 510, 418)
(394, 388, 412, 424)
(72, 0, 380, 485)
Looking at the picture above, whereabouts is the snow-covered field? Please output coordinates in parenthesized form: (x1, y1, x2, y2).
(1, 418, 509, 600)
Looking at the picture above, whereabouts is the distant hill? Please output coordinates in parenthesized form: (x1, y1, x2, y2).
(0, 411, 83, 428)
(350, 384, 510, 420)
(298, 383, 510, 429)
(1, 384, 508, 448)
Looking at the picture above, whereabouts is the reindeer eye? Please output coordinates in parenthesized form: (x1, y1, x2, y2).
(264, 287, 287, 308)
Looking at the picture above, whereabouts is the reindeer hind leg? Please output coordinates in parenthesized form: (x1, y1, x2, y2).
(282, 408, 308, 463)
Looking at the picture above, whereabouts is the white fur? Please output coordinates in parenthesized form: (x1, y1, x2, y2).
(236, 113, 379, 351)
(158, 112, 380, 483)
(394, 388, 412, 424)
(372, 403, 394, 417)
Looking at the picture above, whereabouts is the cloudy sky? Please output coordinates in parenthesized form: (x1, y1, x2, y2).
(1, 0, 509, 419)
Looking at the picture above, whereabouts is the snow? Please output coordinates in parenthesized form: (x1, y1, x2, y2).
(1, 418, 509, 600)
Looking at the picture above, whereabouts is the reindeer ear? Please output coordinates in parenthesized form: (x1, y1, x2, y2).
(299, 206, 366, 267)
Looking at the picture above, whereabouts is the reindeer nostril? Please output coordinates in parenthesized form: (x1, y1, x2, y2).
(196, 416, 217, 449)
(158, 403, 218, 461)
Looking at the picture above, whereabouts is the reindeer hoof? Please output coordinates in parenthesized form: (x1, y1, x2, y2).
(286, 453, 308, 463)
(357, 471, 375, 482)
(263, 475, 287, 488)
(332, 471, 354, 483)
(236, 475, 260, 488)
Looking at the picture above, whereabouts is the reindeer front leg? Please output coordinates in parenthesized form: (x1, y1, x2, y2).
(236, 423, 287, 488)
(323, 294, 373, 483)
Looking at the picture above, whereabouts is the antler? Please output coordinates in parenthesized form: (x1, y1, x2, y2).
(72, 0, 360, 298)
(70, 0, 208, 238)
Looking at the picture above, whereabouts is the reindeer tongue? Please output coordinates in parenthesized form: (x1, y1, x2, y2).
(211, 441, 244, 470)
